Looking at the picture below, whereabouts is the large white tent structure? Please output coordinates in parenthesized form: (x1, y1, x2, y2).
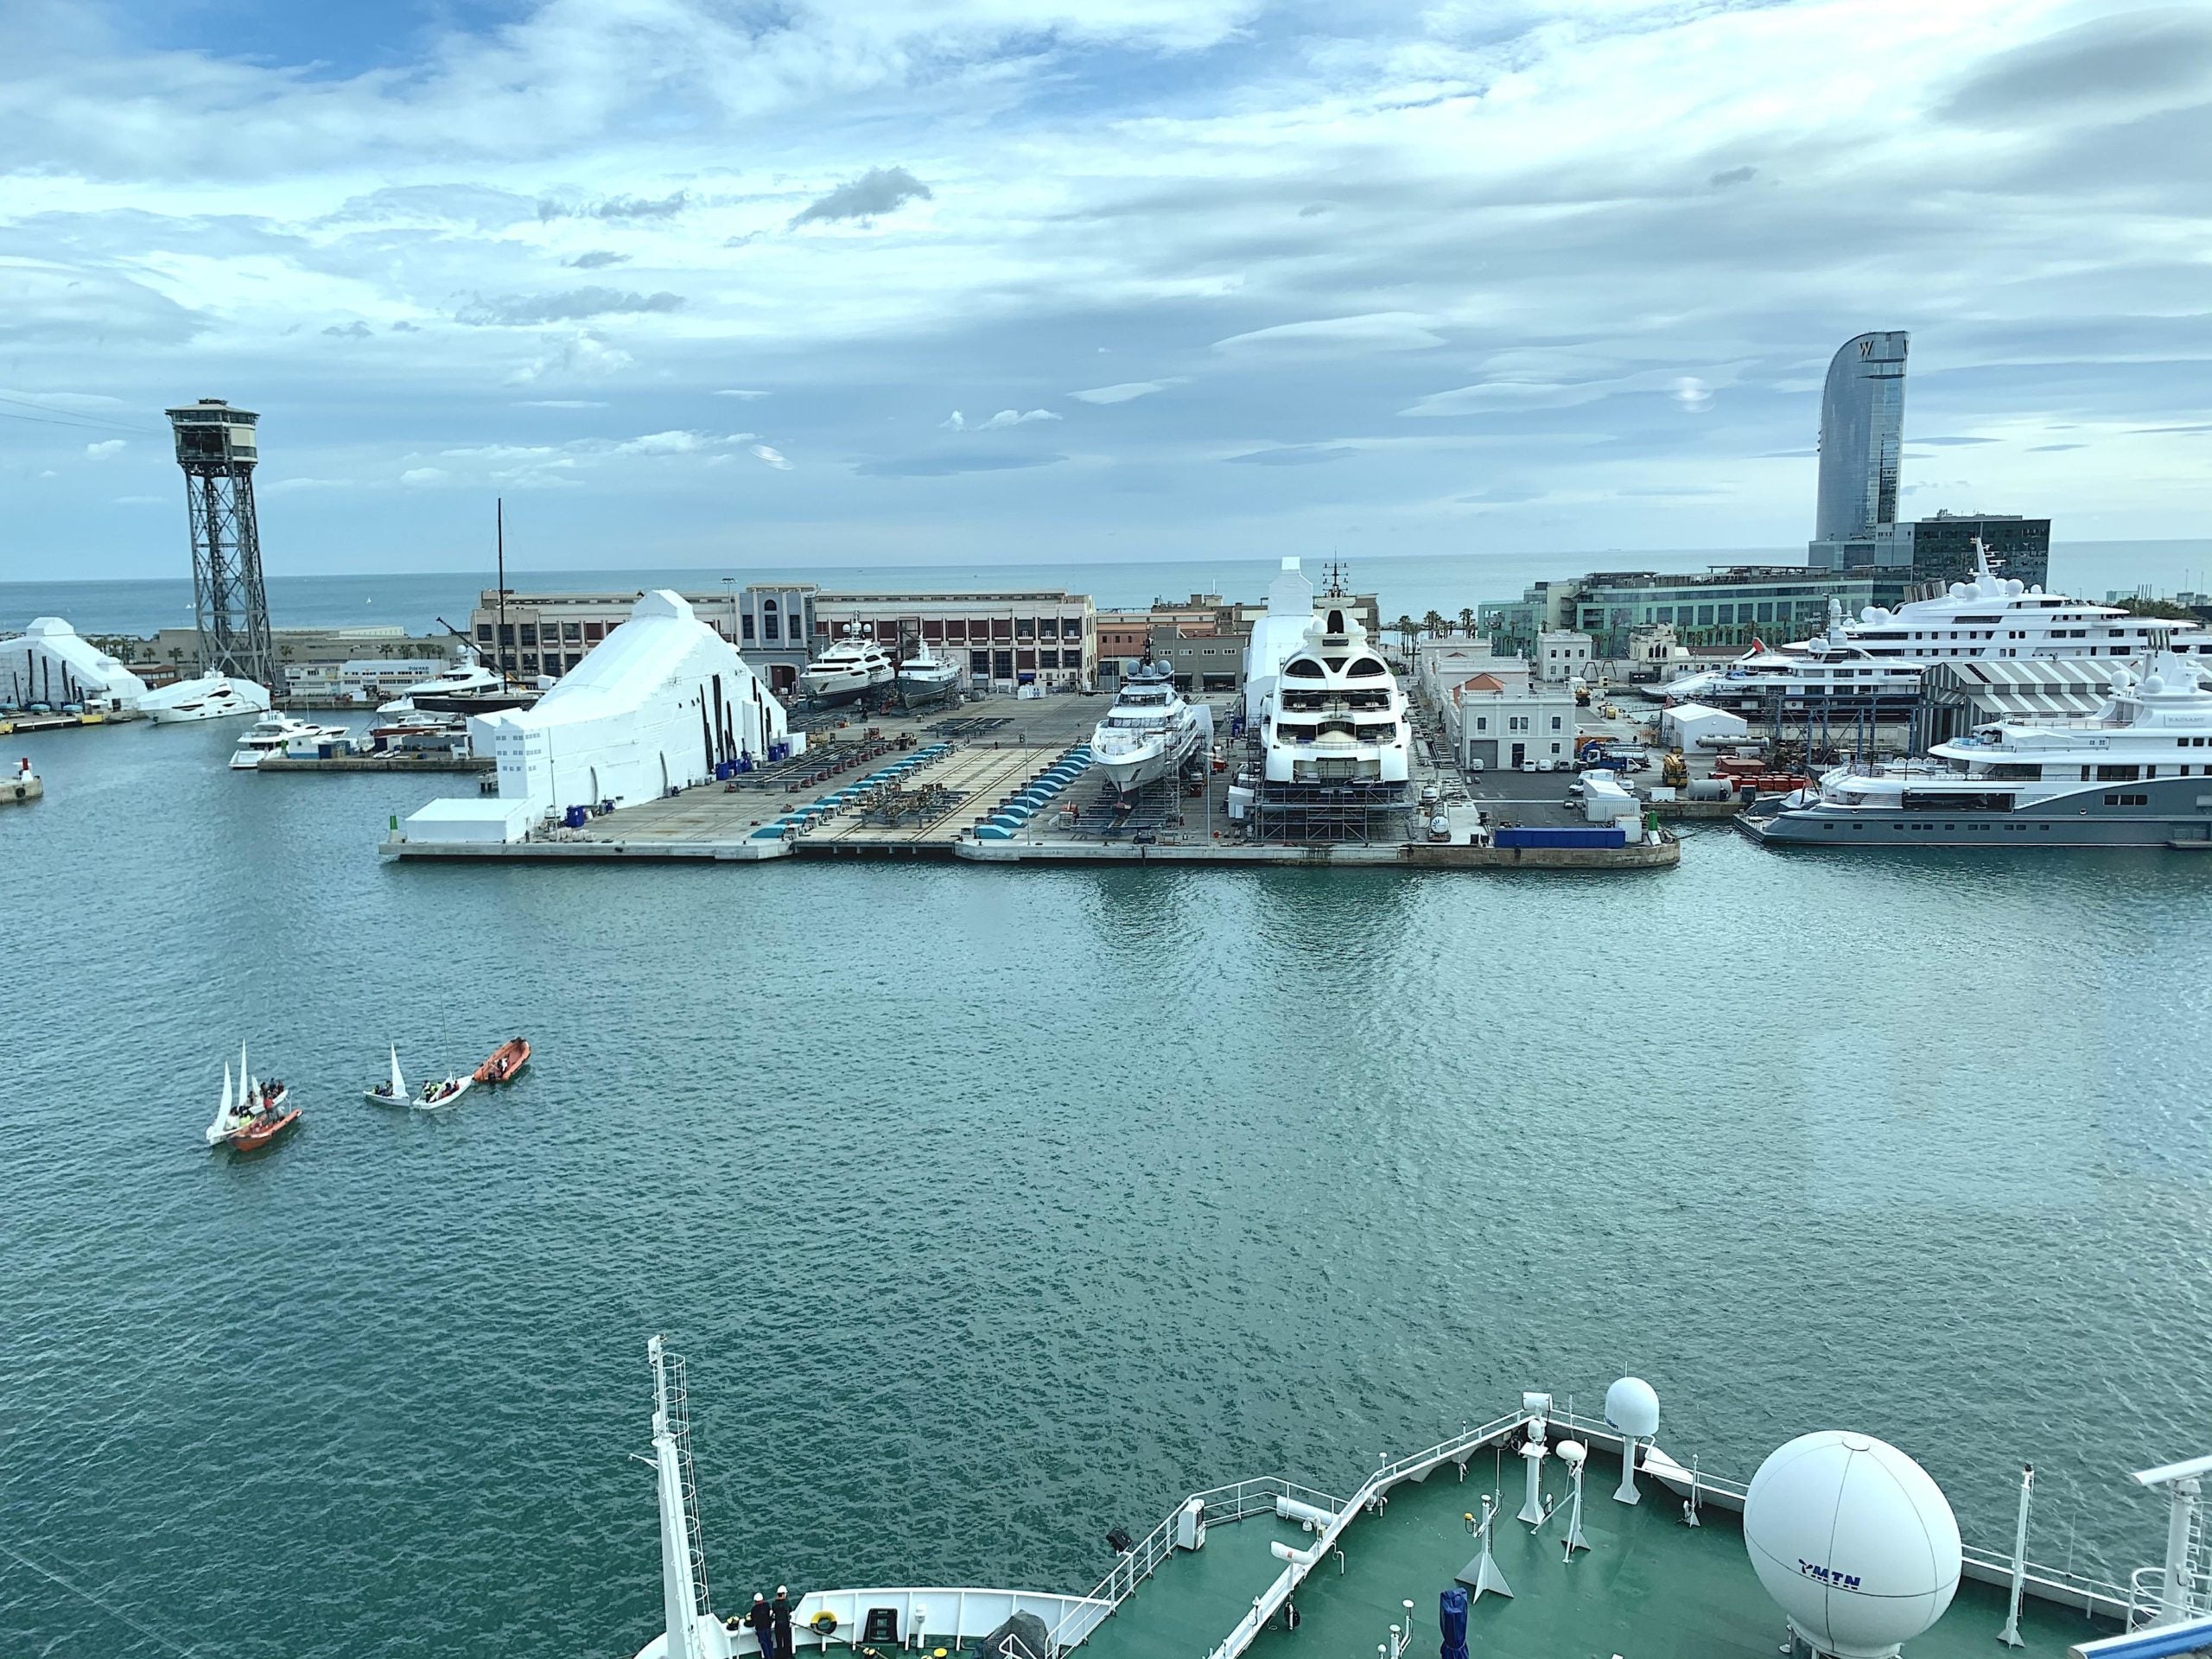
(1240, 557, 1316, 722)
(403, 589, 798, 845)
(1, 618, 149, 711)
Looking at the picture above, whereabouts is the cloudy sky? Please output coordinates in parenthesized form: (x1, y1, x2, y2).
(5, 0, 2212, 578)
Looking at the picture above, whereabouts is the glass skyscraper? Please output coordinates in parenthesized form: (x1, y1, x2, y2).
(1814, 330, 1908, 544)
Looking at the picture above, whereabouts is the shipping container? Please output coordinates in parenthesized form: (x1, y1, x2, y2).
(1492, 824, 1629, 849)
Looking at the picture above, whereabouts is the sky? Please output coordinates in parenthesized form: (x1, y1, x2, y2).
(3, 0, 2211, 578)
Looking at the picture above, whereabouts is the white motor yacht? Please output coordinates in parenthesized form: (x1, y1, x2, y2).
(1661, 542, 2208, 715)
(378, 652, 505, 715)
(1257, 605, 1412, 787)
(141, 676, 272, 724)
(230, 713, 349, 769)
(896, 642, 963, 704)
(1089, 651, 1207, 794)
(1744, 646, 2212, 848)
(799, 629, 897, 706)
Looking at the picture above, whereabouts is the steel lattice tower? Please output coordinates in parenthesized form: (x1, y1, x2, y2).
(165, 398, 274, 687)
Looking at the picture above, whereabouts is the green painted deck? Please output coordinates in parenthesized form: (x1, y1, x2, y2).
(1076, 1453, 2121, 1659)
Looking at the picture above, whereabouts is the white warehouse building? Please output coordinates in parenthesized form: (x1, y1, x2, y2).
(402, 590, 798, 845)
(1, 618, 149, 711)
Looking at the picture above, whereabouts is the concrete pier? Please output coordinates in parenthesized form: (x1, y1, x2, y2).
(381, 691, 1677, 873)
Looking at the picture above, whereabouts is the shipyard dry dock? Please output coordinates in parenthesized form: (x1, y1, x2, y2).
(382, 694, 1678, 872)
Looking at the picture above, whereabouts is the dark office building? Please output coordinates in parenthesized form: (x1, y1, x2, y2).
(1899, 512, 2050, 588)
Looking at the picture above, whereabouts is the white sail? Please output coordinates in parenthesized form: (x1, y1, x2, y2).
(389, 1044, 405, 1098)
(239, 1041, 250, 1114)
(206, 1061, 234, 1146)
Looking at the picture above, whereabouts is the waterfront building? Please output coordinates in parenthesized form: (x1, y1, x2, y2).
(1436, 658, 1579, 772)
(1810, 511, 2051, 586)
(1100, 578, 1378, 694)
(0, 617, 149, 711)
(474, 586, 1095, 694)
(133, 624, 466, 693)
(406, 590, 796, 844)
(1483, 567, 1915, 659)
(1813, 330, 1908, 550)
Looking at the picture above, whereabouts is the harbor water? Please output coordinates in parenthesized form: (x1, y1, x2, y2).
(5, 708, 2212, 1657)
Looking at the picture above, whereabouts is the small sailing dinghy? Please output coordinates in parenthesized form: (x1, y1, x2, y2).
(208, 1042, 300, 1151)
(365, 1044, 409, 1105)
(413, 1072, 472, 1110)
(473, 1038, 530, 1085)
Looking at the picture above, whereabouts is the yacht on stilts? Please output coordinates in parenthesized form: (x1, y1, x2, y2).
(1088, 645, 1210, 802)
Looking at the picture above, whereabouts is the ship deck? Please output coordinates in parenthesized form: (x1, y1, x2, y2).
(1072, 1450, 2120, 1659)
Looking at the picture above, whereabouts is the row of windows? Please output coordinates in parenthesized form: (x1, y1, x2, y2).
(1470, 714, 1566, 733)
(480, 620, 606, 645)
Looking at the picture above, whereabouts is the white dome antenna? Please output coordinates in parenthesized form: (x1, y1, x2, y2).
(1557, 1440, 1590, 1560)
(1744, 1431, 1961, 1659)
(1605, 1377, 1659, 1505)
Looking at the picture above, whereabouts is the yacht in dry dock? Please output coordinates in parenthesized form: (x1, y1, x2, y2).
(799, 629, 897, 707)
(624, 1338, 2212, 1659)
(1089, 650, 1207, 795)
(1256, 605, 1411, 790)
(1743, 645, 2212, 848)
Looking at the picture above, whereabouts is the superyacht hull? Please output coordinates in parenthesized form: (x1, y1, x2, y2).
(1743, 776, 2212, 848)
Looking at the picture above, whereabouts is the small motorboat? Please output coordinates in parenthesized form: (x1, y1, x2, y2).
(473, 1038, 530, 1085)
(228, 1107, 301, 1151)
(414, 1073, 472, 1110)
(365, 1043, 409, 1105)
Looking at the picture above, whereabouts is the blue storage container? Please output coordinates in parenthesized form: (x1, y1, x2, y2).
(1493, 825, 1627, 849)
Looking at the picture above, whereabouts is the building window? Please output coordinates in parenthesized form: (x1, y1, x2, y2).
(1697, 606, 1714, 626)
(994, 649, 1014, 677)
(1475, 716, 1487, 731)
(1550, 716, 1561, 730)
(567, 653, 583, 671)
(563, 622, 582, 642)
(992, 618, 1013, 642)
(519, 624, 537, 646)
(476, 623, 493, 641)
(1017, 649, 1037, 670)
(741, 614, 754, 640)
(923, 620, 944, 643)
(947, 620, 967, 642)
(498, 623, 515, 645)
(1062, 619, 1082, 640)
(1016, 618, 1035, 642)
(764, 613, 779, 640)
(522, 652, 539, 671)
(1039, 650, 1060, 669)
(969, 650, 989, 673)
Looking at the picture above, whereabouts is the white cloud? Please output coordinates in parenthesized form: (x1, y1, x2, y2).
(749, 444, 792, 470)
(1673, 376, 1713, 413)
(1071, 381, 1178, 404)
(714, 389, 770, 400)
(516, 398, 608, 409)
(400, 467, 449, 486)
(944, 409, 1060, 431)
(1212, 315, 1446, 355)
(85, 439, 126, 461)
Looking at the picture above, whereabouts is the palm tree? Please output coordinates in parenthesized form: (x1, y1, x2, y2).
(1458, 607, 1476, 638)
(1421, 609, 1446, 644)
(1395, 614, 1417, 654)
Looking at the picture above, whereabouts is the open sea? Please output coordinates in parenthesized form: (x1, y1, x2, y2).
(5, 555, 2212, 1658)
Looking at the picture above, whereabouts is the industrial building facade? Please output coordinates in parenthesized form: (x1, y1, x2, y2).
(474, 585, 1096, 694)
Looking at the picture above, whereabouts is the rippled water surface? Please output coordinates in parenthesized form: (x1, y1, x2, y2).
(5, 720, 2211, 1657)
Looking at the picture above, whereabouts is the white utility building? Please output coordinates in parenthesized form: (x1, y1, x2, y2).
(1661, 701, 1750, 749)
(1, 618, 149, 711)
(402, 589, 798, 845)
(1241, 558, 1317, 721)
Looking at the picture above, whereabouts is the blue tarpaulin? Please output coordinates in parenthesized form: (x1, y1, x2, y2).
(1440, 1586, 1469, 1659)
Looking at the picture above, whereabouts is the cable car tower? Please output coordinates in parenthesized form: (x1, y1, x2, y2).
(166, 398, 274, 688)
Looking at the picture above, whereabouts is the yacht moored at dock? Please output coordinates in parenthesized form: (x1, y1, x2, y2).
(1743, 647, 2212, 848)
(230, 713, 349, 769)
(1660, 545, 2209, 717)
(624, 1339, 2208, 1659)
(141, 676, 272, 724)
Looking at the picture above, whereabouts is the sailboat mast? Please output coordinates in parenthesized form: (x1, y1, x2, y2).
(495, 499, 507, 691)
